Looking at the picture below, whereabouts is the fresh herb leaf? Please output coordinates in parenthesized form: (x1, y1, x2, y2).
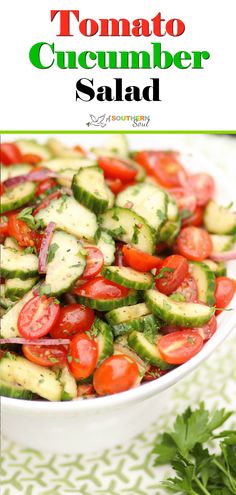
(111, 210, 119, 221)
(170, 293, 186, 302)
(39, 284, 51, 297)
(111, 226, 126, 238)
(47, 243, 59, 263)
(17, 207, 36, 229)
(156, 267, 174, 280)
(180, 209, 193, 220)
(132, 224, 140, 244)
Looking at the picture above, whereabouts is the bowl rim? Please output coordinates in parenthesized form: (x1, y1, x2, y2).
(1, 141, 236, 413)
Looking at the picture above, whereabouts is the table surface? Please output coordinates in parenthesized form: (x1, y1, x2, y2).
(1, 135, 236, 495)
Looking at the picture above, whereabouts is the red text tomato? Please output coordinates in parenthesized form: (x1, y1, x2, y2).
(73, 276, 129, 300)
(98, 157, 137, 182)
(35, 178, 57, 197)
(123, 245, 162, 272)
(33, 191, 62, 216)
(93, 355, 139, 396)
(0, 143, 22, 165)
(173, 275, 198, 302)
(21, 154, 42, 166)
(169, 187, 196, 216)
(177, 227, 212, 261)
(68, 333, 98, 379)
(22, 344, 67, 367)
(135, 151, 188, 188)
(187, 173, 215, 206)
(17, 295, 60, 339)
(182, 206, 204, 227)
(157, 330, 204, 364)
(8, 213, 37, 247)
(155, 255, 189, 295)
(82, 247, 104, 279)
(214, 277, 235, 315)
(50, 304, 95, 339)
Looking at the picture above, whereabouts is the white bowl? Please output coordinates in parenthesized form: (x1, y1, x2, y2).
(1, 135, 236, 453)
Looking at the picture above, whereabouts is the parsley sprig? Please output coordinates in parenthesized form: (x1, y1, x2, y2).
(153, 403, 236, 495)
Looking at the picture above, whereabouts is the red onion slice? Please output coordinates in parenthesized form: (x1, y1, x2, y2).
(210, 250, 236, 262)
(0, 338, 70, 345)
(3, 169, 57, 188)
(38, 221, 56, 274)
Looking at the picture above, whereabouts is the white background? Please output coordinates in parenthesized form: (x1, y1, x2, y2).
(1, 0, 236, 130)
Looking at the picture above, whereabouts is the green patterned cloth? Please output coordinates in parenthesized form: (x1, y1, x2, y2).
(1, 135, 236, 495)
(1, 330, 236, 495)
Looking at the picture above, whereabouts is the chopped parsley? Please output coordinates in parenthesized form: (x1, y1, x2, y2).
(111, 226, 126, 238)
(39, 284, 51, 297)
(47, 243, 59, 263)
(180, 208, 193, 220)
(132, 224, 140, 244)
(156, 267, 174, 280)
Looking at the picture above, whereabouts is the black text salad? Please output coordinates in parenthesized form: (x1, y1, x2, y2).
(0, 136, 235, 401)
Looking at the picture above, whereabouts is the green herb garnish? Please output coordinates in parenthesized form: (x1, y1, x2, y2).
(47, 243, 59, 263)
(153, 403, 236, 495)
(156, 267, 174, 280)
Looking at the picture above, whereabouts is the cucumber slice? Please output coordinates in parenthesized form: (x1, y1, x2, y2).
(41, 158, 95, 173)
(16, 139, 51, 160)
(94, 135, 129, 158)
(0, 286, 38, 338)
(56, 367, 77, 400)
(0, 284, 16, 309)
(189, 261, 216, 306)
(106, 302, 150, 325)
(0, 353, 62, 401)
(5, 277, 38, 300)
(105, 185, 115, 208)
(72, 166, 109, 214)
(145, 289, 214, 326)
(203, 260, 226, 277)
(35, 196, 98, 241)
(112, 314, 159, 337)
(96, 231, 115, 265)
(90, 319, 114, 364)
(1, 163, 33, 183)
(0, 379, 33, 400)
(0, 181, 36, 214)
(4, 237, 21, 251)
(116, 183, 167, 232)
(47, 138, 85, 159)
(75, 289, 138, 311)
(45, 231, 86, 296)
(1, 245, 38, 279)
(128, 331, 169, 369)
(99, 207, 155, 254)
(210, 234, 235, 253)
(204, 201, 236, 235)
(56, 169, 76, 188)
(102, 265, 154, 290)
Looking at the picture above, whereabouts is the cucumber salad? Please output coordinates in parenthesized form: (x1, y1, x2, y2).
(0, 136, 235, 401)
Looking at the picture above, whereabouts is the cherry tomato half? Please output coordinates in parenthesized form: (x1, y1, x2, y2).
(93, 355, 139, 396)
(21, 153, 42, 166)
(68, 333, 98, 379)
(123, 245, 162, 272)
(214, 277, 235, 315)
(169, 187, 197, 216)
(155, 255, 189, 295)
(82, 247, 104, 279)
(106, 178, 136, 195)
(50, 304, 95, 339)
(22, 344, 67, 367)
(142, 366, 168, 382)
(73, 276, 129, 300)
(98, 157, 137, 182)
(172, 275, 198, 302)
(0, 143, 22, 165)
(0, 183, 5, 196)
(8, 213, 37, 247)
(17, 295, 60, 339)
(77, 383, 95, 397)
(181, 206, 204, 227)
(135, 151, 188, 188)
(160, 314, 217, 342)
(177, 227, 212, 261)
(35, 178, 57, 197)
(158, 330, 204, 364)
(33, 191, 62, 216)
(187, 173, 215, 206)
